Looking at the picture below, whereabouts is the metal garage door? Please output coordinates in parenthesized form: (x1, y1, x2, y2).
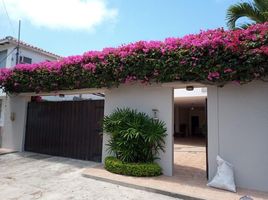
(24, 100, 104, 162)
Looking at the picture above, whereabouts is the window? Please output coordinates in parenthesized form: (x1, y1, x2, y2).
(19, 56, 32, 64)
(0, 50, 8, 68)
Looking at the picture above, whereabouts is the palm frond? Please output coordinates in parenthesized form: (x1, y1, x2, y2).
(226, 2, 266, 29)
(253, 0, 268, 12)
(237, 22, 256, 29)
(103, 108, 167, 163)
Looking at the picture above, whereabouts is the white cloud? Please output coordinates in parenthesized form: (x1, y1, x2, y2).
(1, 0, 118, 31)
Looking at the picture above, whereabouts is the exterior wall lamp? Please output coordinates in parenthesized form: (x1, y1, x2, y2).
(186, 85, 194, 91)
(10, 112, 15, 121)
(152, 109, 159, 121)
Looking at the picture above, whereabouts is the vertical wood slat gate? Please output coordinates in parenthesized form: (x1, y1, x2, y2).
(24, 100, 104, 162)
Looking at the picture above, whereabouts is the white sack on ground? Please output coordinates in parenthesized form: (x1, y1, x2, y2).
(207, 155, 236, 192)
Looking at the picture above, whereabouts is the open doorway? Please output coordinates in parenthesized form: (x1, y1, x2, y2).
(173, 87, 207, 181)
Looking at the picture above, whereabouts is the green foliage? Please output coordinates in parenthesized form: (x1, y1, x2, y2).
(103, 108, 167, 163)
(1, 23, 268, 93)
(226, 0, 268, 29)
(105, 156, 162, 177)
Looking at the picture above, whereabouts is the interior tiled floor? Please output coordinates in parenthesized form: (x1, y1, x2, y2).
(173, 137, 206, 181)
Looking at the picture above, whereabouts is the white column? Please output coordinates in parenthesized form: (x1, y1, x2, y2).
(2, 95, 30, 151)
(207, 86, 219, 180)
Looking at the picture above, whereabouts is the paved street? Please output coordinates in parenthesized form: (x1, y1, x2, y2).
(0, 152, 180, 200)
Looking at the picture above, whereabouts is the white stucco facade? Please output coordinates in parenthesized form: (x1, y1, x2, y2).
(0, 46, 57, 69)
(207, 81, 268, 192)
(0, 39, 59, 70)
(103, 84, 174, 176)
(2, 80, 268, 192)
(2, 96, 30, 151)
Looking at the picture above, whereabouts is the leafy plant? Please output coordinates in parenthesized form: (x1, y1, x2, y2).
(1, 23, 268, 93)
(226, 0, 268, 29)
(103, 108, 167, 163)
(105, 156, 162, 177)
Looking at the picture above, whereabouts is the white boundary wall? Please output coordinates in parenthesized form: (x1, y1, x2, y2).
(2, 96, 30, 151)
(3, 81, 268, 192)
(207, 81, 268, 192)
(103, 83, 174, 176)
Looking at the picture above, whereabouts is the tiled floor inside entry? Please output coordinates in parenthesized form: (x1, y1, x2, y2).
(174, 137, 206, 182)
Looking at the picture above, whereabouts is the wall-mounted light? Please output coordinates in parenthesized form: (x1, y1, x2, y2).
(186, 85, 194, 91)
(152, 109, 159, 121)
(10, 112, 15, 121)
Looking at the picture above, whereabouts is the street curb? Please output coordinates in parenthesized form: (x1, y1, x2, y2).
(82, 173, 206, 200)
(0, 151, 18, 156)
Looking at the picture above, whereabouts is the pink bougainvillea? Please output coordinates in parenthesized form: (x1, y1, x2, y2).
(82, 63, 96, 73)
(124, 75, 137, 84)
(224, 68, 233, 73)
(208, 72, 220, 80)
(0, 23, 268, 93)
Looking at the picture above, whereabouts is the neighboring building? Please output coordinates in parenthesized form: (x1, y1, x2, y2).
(0, 36, 60, 68)
(0, 36, 61, 126)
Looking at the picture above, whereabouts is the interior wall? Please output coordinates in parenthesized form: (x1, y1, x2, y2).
(174, 105, 180, 133)
(189, 107, 206, 136)
(103, 83, 174, 176)
(207, 81, 268, 192)
(178, 107, 189, 135)
(174, 104, 206, 137)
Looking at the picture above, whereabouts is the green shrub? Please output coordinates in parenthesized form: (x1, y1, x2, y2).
(103, 108, 167, 163)
(105, 156, 162, 177)
(2, 23, 268, 94)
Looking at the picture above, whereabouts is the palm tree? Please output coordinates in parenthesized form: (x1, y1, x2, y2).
(226, 0, 268, 29)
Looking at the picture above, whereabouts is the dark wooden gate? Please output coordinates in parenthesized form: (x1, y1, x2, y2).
(24, 100, 104, 162)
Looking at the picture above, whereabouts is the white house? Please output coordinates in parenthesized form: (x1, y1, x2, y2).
(0, 36, 104, 124)
(0, 36, 61, 69)
(0, 36, 61, 141)
(2, 81, 268, 193)
(1, 24, 267, 193)
(103, 82, 268, 192)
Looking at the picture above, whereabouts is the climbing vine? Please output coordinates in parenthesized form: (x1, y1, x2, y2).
(0, 23, 267, 93)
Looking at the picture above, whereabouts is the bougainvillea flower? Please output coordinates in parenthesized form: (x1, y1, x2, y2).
(0, 22, 267, 93)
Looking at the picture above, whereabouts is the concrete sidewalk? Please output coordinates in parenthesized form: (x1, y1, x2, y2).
(0, 148, 17, 155)
(83, 165, 268, 200)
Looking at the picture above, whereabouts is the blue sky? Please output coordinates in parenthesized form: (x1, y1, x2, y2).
(0, 0, 240, 57)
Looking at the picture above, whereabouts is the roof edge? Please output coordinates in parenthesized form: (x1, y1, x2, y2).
(0, 36, 62, 59)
